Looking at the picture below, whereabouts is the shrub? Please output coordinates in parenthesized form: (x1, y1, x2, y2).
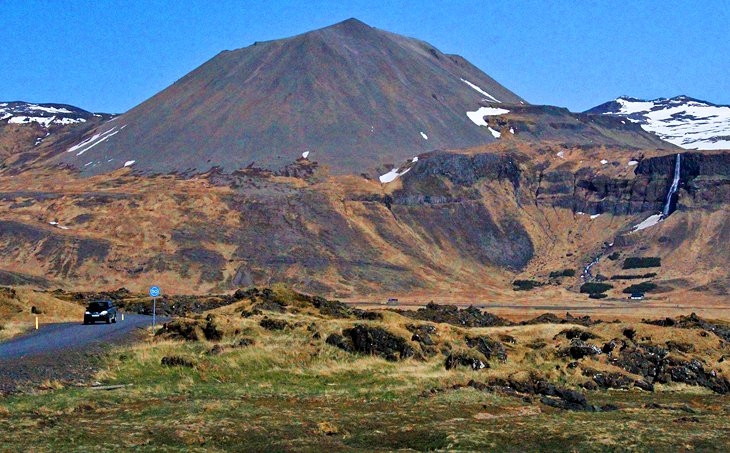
(622, 282, 658, 294)
(607, 252, 621, 261)
(512, 280, 543, 291)
(579, 282, 613, 294)
(549, 269, 576, 278)
(588, 293, 608, 299)
(610, 273, 657, 280)
(623, 257, 661, 269)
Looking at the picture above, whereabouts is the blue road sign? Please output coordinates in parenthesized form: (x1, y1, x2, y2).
(149, 286, 160, 297)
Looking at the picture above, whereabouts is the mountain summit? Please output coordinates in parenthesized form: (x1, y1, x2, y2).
(586, 95, 730, 150)
(57, 18, 524, 176)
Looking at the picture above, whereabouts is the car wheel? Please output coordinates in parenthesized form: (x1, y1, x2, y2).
(106, 316, 111, 324)
(112, 315, 117, 324)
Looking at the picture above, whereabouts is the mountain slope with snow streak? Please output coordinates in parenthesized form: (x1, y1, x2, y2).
(54, 18, 525, 177)
(586, 96, 730, 150)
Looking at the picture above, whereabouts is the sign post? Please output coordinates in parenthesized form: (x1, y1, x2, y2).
(149, 286, 161, 328)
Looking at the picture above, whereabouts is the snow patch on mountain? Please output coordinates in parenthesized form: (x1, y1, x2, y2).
(633, 214, 663, 231)
(588, 96, 730, 150)
(68, 125, 125, 156)
(466, 107, 510, 127)
(460, 78, 501, 103)
(0, 102, 93, 127)
(379, 156, 419, 183)
(379, 167, 409, 183)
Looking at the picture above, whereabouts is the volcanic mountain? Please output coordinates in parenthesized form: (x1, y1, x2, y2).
(586, 96, 730, 150)
(56, 18, 525, 176)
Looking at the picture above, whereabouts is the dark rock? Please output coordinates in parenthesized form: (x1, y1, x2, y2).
(582, 367, 645, 390)
(309, 296, 350, 318)
(611, 345, 667, 380)
(499, 334, 517, 344)
(674, 416, 701, 423)
(665, 341, 694, 353)
(352, 309, 383, 320)
(161, 356, 194, 368)
(259, 317, 290, 331)
(582, 380, 598, 391)
(344, 325, 414, 361)
(325, 333, 353, 353)
(555, 328, 599, 341)
(237, 338, 255, 347)
(634, 380, 655, 392)
(253, 299, 287, 313)
(445, 353, 487, 370)
(407, 324, 436, 346)
(602, 340, 618, 354)
(394, 302, 512, 328)
(562, 340, 602, 360)
(206, 344, 226, 356)
(522, 313, 562, 325)
(241, 308, 262, 318)
(521, 312, 599, 326)
(466, 335, 508, 362)
(203, 315, 223, 341)
(156, 319, 202, 341)
(612, 344, 729, 394)
(644, 313, 730, 343)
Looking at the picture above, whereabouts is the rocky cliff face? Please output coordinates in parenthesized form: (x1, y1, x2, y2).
(534, 152, 730, 216)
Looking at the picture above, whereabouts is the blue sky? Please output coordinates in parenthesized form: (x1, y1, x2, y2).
(1, 0, 727, 113)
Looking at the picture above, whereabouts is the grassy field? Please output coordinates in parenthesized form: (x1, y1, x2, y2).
(1, 287, 729, 451)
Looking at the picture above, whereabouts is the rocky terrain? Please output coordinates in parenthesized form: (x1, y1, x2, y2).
(1, 286, 729, 450)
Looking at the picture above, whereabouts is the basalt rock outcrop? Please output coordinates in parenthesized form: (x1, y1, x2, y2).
(327, 325, 415, 361)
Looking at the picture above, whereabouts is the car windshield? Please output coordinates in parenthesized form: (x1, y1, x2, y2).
(87, 302, 109, 312)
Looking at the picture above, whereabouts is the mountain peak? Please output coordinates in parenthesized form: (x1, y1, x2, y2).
(55, 20, 525, 176)
(332, 17, 370, 29)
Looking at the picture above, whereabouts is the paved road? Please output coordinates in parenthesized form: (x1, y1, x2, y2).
(0, 314, 154, 360)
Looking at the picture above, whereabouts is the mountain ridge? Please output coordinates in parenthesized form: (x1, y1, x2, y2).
(586, 95, 730, 150)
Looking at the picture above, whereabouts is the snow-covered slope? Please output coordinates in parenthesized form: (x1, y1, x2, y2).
(586, 96, 730, 150)
(0, 101, 109, 128)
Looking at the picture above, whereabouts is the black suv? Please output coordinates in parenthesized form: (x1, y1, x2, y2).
(84, 300, 118, 324)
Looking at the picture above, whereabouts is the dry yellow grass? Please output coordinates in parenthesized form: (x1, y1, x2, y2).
(0, 287, 83, 340)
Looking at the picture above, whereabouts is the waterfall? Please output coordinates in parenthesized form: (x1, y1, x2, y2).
(662, 153, 681, 218)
